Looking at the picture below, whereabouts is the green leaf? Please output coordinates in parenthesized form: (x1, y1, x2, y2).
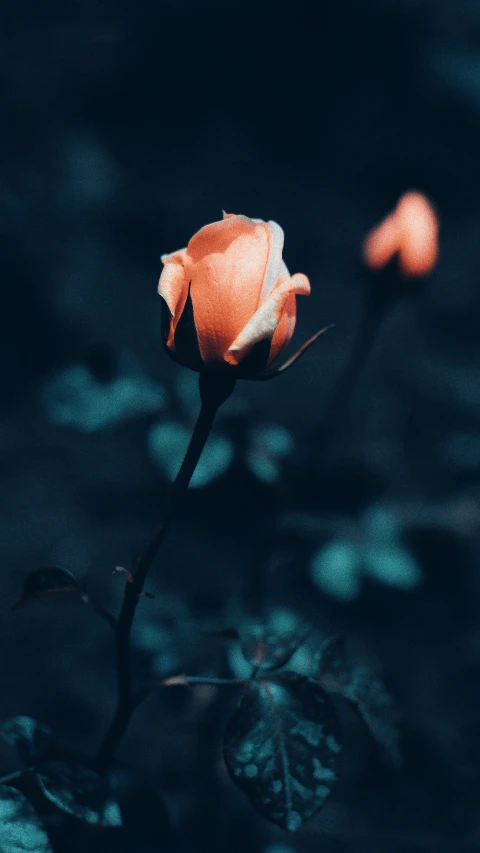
(36, 761, 122, 827)
(0, 717, 54, 765)
(224, 672, 342, 831)
(12, 567, 82, 611)
(0, 785, 52, 853)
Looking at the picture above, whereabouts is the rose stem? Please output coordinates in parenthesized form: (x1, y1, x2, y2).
(95, 368, 236, 772)
(318, 261, 400, 445)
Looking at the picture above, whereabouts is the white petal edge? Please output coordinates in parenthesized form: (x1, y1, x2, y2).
(259, 220, 285, 302)
(157, 249, 187, 316)
(226, 273, 310, 364)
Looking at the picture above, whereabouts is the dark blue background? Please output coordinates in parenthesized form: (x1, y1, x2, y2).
(1, 1, 480, 851)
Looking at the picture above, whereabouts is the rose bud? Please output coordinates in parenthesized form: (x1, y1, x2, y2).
(363, 191, 439, 277)
(158, 212, 317, 379)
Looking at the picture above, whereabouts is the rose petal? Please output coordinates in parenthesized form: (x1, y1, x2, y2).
(226, 272, 310, 366)
(157, 249, 189, 347)
(186, 213, 271, 363)
(363, 214, 400, 270)
(268, 291, 297, 366)
(259, 220, 285, 302)
(396, 192, 438, 276)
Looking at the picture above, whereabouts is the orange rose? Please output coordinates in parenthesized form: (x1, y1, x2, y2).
(158, 212, 311, 378)
(363, 191, 439, 277)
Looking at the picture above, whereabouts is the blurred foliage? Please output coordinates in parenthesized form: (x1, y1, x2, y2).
(40, 361, 167, 432)
(0, 785, 52, 853)
(305, 505, 422, 602)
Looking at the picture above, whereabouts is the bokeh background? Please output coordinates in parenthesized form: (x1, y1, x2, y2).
(1, 0, 480, 851)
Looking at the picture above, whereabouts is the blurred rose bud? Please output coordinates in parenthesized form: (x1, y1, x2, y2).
(363, 191, 439, 277)
(158, 212, 310, 378)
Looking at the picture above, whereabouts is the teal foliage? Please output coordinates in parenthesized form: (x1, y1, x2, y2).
(341, 664, 402, 768)
(310, 505, 422, 601)
(0, 785, 52, 853)
(132, 592, 193, 677)
(41, 364, 167, 432)
(246, 424, 295, 484)
(263, 845, 296, 853)
(149, 373, 292, 487)
(0, 716, 54, 764)
(310, 541, 361, 602)
(228, 607, 308, 679)
(227, 608, 401, 768)
(238, 608, 311, 673)
(36, 760, 122, 827)
(224, 672, 342, 832)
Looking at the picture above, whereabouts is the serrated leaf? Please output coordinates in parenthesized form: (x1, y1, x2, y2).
(13, 568, 82, 611)
(224, 672, 342, 832)
(36, 761, 122, 827)
(342, 664, 402, 768)
(0, 785, 53, 853)
(0, 717, 54, 764)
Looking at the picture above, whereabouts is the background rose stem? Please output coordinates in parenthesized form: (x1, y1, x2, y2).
(242, 266, 398, 613)
(95, 368, 236, 772)
(318, 262, 399, 447)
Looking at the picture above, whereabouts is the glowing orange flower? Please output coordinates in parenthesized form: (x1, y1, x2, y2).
(363, 191, 439, 277)
(158, 212, 311, 378)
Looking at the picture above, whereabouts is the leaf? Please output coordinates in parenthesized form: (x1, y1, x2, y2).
(309, 541, 362, 602)
(363, 544, 422, 590)
(342, 664, 402, 768)
(224, 672, 342, 832)
(41, 364, 166, 432)
(0, 717, 54, 764)
(13, 567, 82, 611)
(311, 637, 403, 769)
(240, 623, 312, 673)
(314, 634, 348, 686)
(246, 424, 295, 484)
(36, 761, 122, 827)
(0, 785, 53, 853)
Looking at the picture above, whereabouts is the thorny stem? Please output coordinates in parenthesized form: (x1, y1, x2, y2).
(95, 369, 236, 771)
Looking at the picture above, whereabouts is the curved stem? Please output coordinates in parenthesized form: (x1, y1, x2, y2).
(95, 369, 235, 771)
(161, 675, 247, 687)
